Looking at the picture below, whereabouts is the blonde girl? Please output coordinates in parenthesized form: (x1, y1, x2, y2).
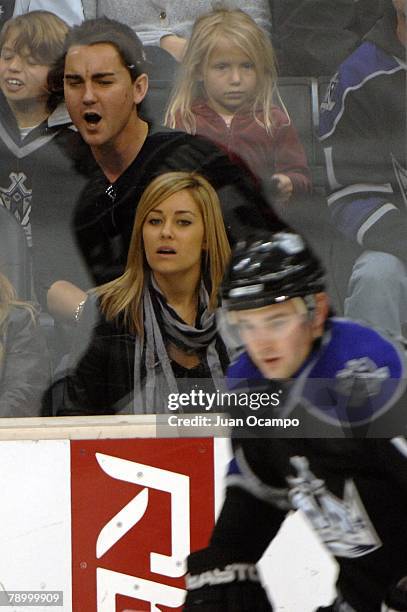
(166, 9, 311, 203)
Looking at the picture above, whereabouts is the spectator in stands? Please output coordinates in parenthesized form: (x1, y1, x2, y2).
(0, 11, 90, 320)
(166, 9, 311, 206)
(57, 172, 231, 415)
(319, 0, 407, 342)
(0, 270, 50, 416)
(13, 0, 84, 26)
(80, 1, 272, 62)
(59, 17, 278, 290)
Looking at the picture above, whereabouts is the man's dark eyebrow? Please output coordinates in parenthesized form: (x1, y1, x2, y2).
(92, 72, 116, 79)
(64, 72, 116, 80)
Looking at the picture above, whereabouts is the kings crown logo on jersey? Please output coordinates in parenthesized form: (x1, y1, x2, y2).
(286, 456, 381, 558)
(320, 73, 339, 112)
(335, 357, 389, 407)
(0, 172, 32, 246)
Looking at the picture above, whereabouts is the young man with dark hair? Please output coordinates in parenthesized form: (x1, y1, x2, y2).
(59, 17, 275, 293)
(182, 231, 407, 612)
(62, 18, 149, 186)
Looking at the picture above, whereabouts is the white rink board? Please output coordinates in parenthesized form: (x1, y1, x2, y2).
(0, 437, 336, 612)
(261, 511, 337, 611)
(0, 440, 72, 611)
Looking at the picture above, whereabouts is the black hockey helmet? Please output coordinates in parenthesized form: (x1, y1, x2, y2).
(221, 230, 325, 311)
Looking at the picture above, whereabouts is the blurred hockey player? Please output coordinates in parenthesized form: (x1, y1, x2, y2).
(183, 230, 407, 612)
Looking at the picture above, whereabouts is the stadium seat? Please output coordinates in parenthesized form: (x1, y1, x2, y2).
(277, 76, 329, 191)
(277, 77, 318, 168)
(139, 79, 174, 126)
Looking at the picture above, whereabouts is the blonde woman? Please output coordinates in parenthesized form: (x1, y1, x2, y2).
(0, 272, 50, 416)
(59, 171, 231, 415)
(166, 9, 311, 204)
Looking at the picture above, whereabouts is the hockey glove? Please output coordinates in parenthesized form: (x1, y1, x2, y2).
(183, 547, 273, 611)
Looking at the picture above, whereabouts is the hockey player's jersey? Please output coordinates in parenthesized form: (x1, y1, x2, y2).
(223, 437, 407, 611)
(228, 317, 406, 434)
(218, 319, 407, 610)
(319, 10, 407, 254)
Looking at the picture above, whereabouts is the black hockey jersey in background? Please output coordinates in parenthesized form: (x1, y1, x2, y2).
(319, 9, 407, 258)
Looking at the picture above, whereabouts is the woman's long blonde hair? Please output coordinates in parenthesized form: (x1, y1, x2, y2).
(97, 172, 231, 336)
(165, 8, 280, 135)
(0, 272, 35, 366)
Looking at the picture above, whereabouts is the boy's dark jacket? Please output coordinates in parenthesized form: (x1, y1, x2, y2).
(0, 91, 91, 306)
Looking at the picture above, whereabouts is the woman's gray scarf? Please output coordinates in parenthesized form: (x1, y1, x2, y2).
(132, 277, 228, 413)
